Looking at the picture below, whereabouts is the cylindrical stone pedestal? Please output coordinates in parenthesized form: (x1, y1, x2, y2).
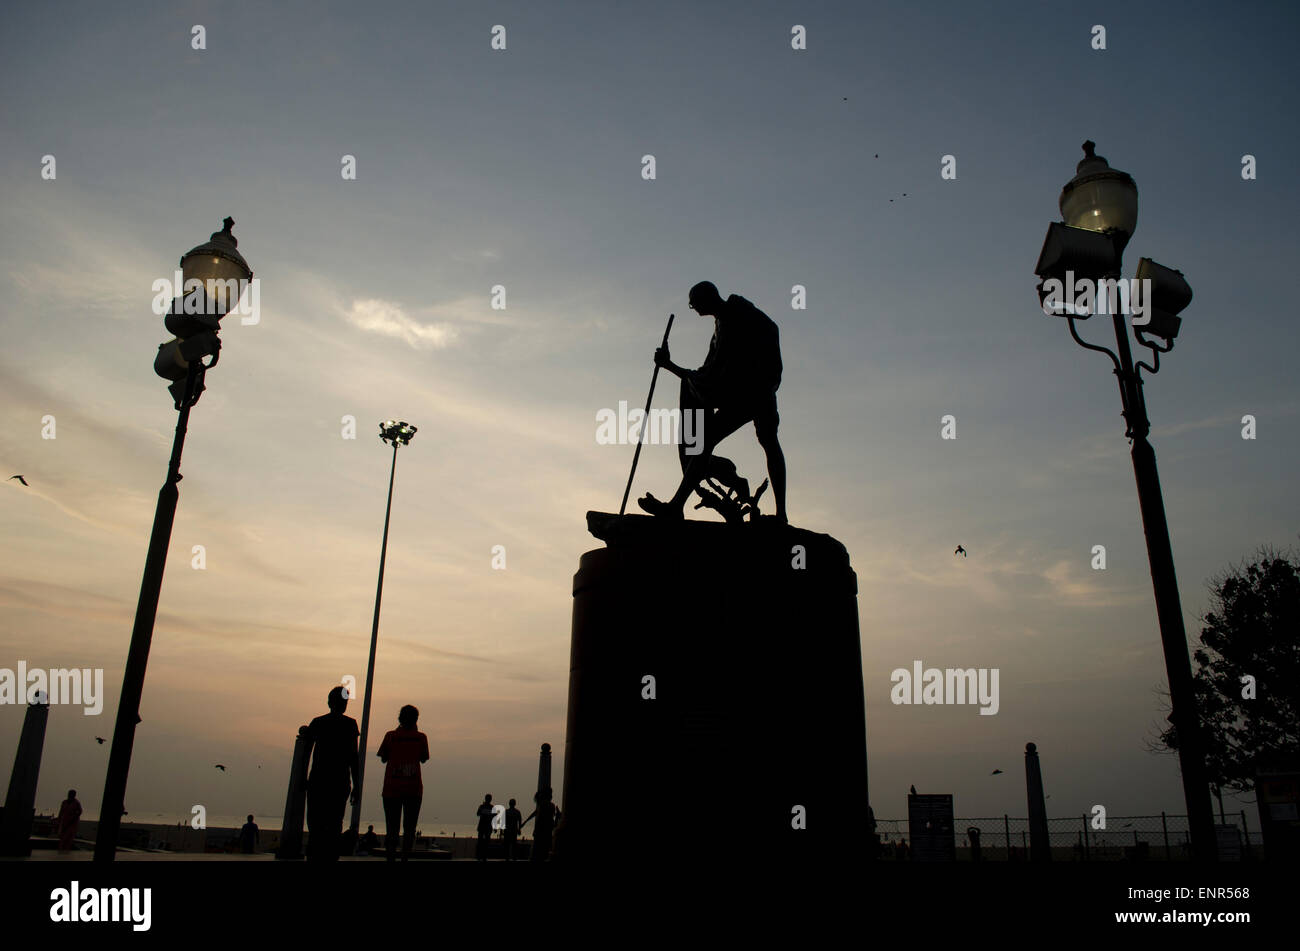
(559, 513, 869, 863)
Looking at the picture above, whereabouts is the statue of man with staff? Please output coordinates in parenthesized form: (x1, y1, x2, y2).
(637, 281, 787, 524)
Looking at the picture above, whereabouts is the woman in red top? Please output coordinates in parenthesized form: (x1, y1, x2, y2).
(376, 705, 429, 861)
(55, 789, 82, 852)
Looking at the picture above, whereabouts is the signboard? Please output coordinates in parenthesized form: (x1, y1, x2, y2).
(908, 793, 955, 861)
(1257, 771, 1300, 861)
(1214, 824, 1242, 862)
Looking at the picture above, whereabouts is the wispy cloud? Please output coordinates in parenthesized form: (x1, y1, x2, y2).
(1, 186, 163, 322)
(875, 540, 1148, 611)
(1156, 403, 1300, 438)
(344, 299, 458, 350)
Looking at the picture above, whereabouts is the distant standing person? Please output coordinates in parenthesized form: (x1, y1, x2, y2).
(377, 704, 429, 862)
(521, 788, 559, 862)
(239, 814, 259, 854)
(503, 798, 523, 861)
(55, 789, 82, 852)
(305, 686, 361, 862)
(476, 794, 496, 861)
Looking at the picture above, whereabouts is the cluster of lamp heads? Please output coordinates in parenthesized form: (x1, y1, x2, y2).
(380, 420, 418, 445)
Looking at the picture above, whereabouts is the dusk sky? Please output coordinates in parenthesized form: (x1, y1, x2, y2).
(2, 1, 1298, 835)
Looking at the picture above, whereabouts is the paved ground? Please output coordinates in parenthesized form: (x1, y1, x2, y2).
(11, 850, 490, 861)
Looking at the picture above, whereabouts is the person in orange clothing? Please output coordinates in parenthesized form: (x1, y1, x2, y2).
(376, 705, 429, 862)
(55, 789, 82, 852)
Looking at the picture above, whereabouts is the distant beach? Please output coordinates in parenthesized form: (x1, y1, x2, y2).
(29, 813, 493, 854)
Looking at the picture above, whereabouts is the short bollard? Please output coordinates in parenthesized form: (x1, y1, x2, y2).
(276, 726, 312, 860)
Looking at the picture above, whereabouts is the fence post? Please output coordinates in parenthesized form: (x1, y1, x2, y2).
(1004, 814, 1011, 860)
(1082, 814, 1090, 861)
(1161, 812, 1170, 861)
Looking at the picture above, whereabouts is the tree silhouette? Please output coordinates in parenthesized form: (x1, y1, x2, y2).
(1153, 547, 1300, 796)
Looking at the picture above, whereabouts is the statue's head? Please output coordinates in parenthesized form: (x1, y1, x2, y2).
(688, 281, 723, 316)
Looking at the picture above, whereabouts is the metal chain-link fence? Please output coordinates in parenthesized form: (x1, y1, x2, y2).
(873, 812, 1257, 860)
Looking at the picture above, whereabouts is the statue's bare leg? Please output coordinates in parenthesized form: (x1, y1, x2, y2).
(754, 396, 786, 522)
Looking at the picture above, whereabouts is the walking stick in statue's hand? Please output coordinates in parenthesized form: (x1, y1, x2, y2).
(619, 313, 675, 515)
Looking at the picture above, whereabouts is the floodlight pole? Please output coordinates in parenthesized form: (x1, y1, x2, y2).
(349, 432, 402, 843)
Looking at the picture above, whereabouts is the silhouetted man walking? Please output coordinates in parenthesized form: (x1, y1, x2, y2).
(521, 788, 559, 862)
(638, 281, 787, 522)
(305, 686, 360, 862)
(503, 798, 523, 861)
(476, 794, 495, 861)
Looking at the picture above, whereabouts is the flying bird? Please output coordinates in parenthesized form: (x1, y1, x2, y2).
(955, 545, 967, 557)
(95, 737, 106, 745)
(909, 784, 917, 796)
(214, 764, 226, 771)
(990, 768, 1002, 775)
(8, 475, 28, 486)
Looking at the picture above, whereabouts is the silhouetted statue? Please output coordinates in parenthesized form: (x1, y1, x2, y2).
(503, 798, 523, 861)
(476, 794, 495, 861)
(305, 686, 360, 862)
(239, 814, 259, 854)
(377, 704, 429, 862)
(55, 789, 81, 852)
(521, 787, 559, 862)
(638, 282, 786, 524)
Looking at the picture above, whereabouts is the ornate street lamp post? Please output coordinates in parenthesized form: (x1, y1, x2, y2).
(1034, 144, 1214, 860)
(96, 219, 252, 861)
